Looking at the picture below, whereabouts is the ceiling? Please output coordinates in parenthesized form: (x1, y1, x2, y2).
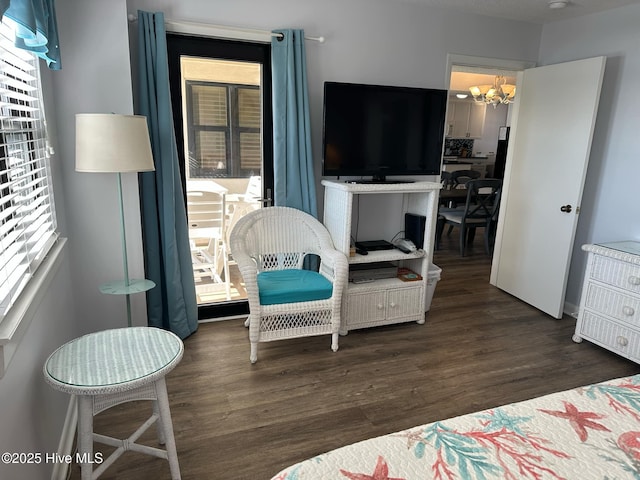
(450, 71, 517, 95)
(441, 0, 640, 92)
(393, 0, 640, 23)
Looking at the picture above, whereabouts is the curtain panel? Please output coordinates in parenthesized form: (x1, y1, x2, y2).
(271, 29, 317, 217)
(136, 10, 198, 339)
(0, 0, 61, 69)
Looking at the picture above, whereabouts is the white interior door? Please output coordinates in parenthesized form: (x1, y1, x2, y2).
(490, 56, 606, 318)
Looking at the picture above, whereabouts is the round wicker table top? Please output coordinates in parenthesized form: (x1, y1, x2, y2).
(43, 327, 183, 396)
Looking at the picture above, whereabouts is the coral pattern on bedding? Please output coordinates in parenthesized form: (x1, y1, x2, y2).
(271, 374, 640, 479)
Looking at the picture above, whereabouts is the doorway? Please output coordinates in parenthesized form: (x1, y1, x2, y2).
(439, 58, 528, 259)
(167, 34, 274, 320)
(443, 54, 605, 319)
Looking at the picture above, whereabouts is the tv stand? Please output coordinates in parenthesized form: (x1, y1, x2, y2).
(345, 179, 415, 185)
(322, 180, 441, 334)
(343, 172, 415, 185)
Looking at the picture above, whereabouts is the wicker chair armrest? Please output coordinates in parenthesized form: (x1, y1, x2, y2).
(318, 248, 349, 286)
(233, 250, 260, 304)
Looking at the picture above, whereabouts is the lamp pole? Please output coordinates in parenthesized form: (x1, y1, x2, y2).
(98, 173, 155, 326)
(117, 172, 133, 326)
(76, 114, 156, 327)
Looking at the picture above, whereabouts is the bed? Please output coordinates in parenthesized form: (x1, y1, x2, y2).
(271, 374, 640, 479)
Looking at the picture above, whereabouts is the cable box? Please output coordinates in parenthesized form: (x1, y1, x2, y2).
(354, 240, 394, 251)
(349, 262, 398, 282)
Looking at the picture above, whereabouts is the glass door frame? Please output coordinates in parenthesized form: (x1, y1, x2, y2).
(167, 33, 273, 320)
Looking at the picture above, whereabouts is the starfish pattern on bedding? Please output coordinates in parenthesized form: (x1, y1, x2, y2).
(476, 408, 532, 437)
(539, 401, 611, 442)
(340, 455, 405, 480)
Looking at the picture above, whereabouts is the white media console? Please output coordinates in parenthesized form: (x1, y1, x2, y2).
(321, 180, 441, 334)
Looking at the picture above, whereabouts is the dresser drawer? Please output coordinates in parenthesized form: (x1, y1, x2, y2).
(584, 283, 640, 327)
(591, 255, 640, 294)
(578, 311, 640, 361)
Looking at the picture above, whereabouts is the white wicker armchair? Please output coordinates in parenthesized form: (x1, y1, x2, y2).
(229, 206, 348, 363)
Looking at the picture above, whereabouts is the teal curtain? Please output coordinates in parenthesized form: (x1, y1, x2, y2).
(0, 0, 61, 69)
(271, 29, 317, 217)
(136, 10, 197, 339)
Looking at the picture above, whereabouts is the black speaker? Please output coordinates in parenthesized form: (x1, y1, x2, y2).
(404, 213, 426, 249)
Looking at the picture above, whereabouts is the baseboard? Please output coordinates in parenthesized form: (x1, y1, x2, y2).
(198, 314, 247, 323)
(51, 395, 77, 480)
(564, 301, 580, 319)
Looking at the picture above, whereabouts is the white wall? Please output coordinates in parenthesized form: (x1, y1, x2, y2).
(53, 0, 149, 333)
(124, 0, 640, 311)
(0, 9, 82, 479)
(127, 0, 541, 214)
(0, 255, 77, 479)
(538, 4, 640, 306)
(1, 1, 144, 475)
(7, 0, 636, 473)
(474, 104, 508, 158)
(0, 1, 541, 474)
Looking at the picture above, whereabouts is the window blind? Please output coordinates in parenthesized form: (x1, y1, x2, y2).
(0, 20, 58, 320)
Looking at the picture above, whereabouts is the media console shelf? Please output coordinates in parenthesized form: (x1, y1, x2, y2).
(321, 180, 441, 334)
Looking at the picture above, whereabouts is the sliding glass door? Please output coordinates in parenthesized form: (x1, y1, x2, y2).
(167, 34, 273, 320)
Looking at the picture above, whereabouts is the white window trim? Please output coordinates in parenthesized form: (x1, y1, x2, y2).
(0, 236, 66, 378)
(0, 17, 63, 378)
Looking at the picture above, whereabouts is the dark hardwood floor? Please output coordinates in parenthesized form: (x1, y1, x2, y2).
(73, 233, 639, 480)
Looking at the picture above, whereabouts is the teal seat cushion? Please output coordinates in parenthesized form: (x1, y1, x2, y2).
(257, 269, 333, 305)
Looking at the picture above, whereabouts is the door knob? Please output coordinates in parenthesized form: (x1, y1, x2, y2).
(560, 204, 572, 213)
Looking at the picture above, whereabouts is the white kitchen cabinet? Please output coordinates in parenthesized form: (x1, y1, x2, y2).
(447, 100, 486, 139)
(446, 101, 456, 137)
(321, 180, 440, 334)
(467, 102, 486, 138)
(573, 242, 640, 363)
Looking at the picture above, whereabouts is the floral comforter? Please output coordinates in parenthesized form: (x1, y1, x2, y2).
(271, 374, 640, 479)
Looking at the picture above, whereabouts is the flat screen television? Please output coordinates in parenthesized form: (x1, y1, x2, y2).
(322, 81, 447, 182)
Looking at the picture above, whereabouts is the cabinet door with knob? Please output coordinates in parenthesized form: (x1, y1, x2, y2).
(449, 100, 486, 138)
(573, 242, 640, 363)
(344, 286, 424, 333)
(467, 102, 486, 138)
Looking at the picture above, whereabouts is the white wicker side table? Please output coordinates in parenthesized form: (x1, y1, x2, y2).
(43, 327, 184, 480)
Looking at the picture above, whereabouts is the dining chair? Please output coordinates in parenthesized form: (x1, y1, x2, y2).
(450, 169, 481, 189)
(437, 179, 502, 256)
(440, 171, 453, 190)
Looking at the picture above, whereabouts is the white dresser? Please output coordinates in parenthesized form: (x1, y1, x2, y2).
(573, 242, 640, 363)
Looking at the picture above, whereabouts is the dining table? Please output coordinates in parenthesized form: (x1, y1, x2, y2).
(438, 187, 469, 207)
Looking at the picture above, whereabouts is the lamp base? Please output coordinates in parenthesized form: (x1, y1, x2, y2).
(99, 279, 156, 295)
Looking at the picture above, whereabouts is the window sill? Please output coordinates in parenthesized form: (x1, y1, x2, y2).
(0, 237, 68, 378)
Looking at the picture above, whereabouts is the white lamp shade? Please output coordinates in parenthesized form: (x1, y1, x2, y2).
(501, 84, 516, 98)
(76, 114, 155, 173)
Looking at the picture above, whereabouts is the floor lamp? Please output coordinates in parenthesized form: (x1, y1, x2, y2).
(75, 114, 156, 327)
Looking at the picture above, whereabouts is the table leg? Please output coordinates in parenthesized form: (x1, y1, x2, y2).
(155, 378, 181, 480)
(77, 395, 94, 480)
(153, 399, 166, 445)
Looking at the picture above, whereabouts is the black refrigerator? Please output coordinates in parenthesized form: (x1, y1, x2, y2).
(493, 126, 510, 179)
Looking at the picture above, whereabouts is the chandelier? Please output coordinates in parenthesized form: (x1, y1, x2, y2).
(469, 75, 516, 108)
